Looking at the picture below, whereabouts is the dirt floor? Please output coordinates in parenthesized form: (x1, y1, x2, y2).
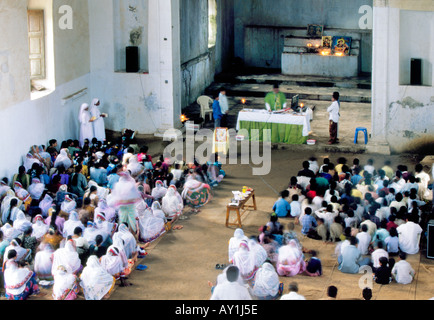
(105, 149, 433, 301)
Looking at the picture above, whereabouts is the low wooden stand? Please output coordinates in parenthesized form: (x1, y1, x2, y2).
(225, 190, 257, 228)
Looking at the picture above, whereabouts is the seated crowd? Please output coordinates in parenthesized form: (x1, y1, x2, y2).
(210, 157, 433, 300)
(0, 134, 225, 300)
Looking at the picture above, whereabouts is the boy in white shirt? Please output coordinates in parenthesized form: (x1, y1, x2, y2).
(392, 252, 415, 284)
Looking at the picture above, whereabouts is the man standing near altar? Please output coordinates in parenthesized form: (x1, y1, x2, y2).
(265, 83, 287, 112)
(327, 92, 340, 145)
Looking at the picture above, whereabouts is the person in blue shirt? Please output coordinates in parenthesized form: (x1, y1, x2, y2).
(300, 207, 317, 235)
(351, 167, 363, 185)
(272, 190, 291, 218)
(212, 94, 224, 128)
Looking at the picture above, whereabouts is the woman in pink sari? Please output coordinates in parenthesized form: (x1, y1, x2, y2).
(276, 239, 306, 277)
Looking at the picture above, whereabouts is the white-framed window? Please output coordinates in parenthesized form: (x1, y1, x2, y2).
(27, 0, 55, 99)
(208, 0, 217, 48)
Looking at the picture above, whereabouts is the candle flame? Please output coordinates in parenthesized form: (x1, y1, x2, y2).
(180, 114, 189, 123)
(241, 99, 246, 104)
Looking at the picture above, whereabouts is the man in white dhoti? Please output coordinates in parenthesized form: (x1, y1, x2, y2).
(90, 98, 107, 143)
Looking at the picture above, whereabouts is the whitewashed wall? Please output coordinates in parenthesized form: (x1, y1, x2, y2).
(371, 2, 434, 153)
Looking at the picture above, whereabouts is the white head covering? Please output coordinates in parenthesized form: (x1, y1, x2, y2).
(252, 262, 280, 298)
(80, 255, 115, 300)
(228, 229, 248, 263)
(278, 239, 304, 265)
(88, 180, 110, 201)
(127, 156, 144, 178)
(3, 259, 34, 296)
(94, 198, 116, 222)
(232, 240, 256, 279)
(28, 178, 45, 200)
(54, 149, 73, 170)
(39, 194, 53, 217)
(83, 222, 107, 246)
(138, 202, 166, 243)
(110, 171, 141, 208)
(161, 185, 183, 219)
(114, 224, 137, 260)
(61, 196, 77, 213)
(52, 265, 78, 300)
(248, 238, 268, 269)
(13, 211, 32, 233)
(63, 211, 84, 238)
(51, 240, 82, 275)
(100, 246, 125, 278)
(1, 223, 21, 242)
(32, 214, 49, 240)
(79, 103, 91, 124)
(24, 153, 42, 172)
(151, 180, 167, 200)
(1, 196, 22, 225)
(34, 243, 54, 280)
(89, 98, 101, 118)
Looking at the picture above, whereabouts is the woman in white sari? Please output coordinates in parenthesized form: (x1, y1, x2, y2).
(228, 229, 249, 263)
(23, 152, 42, 172)
(52, 265, 79, 300)
(53, 148, 73, 170)
(39, 194, 53, 218)
(109, 171, 141, 234)
(252, 262, 283, 300)
(113, 224, 137, 260)
(52, 239, 83, 275)
(0, 179, 14, 202)
(95, 212, 117, 239)
(137, 201, 166, 244)
(162, 185, 184, 220)
(1, 223, 21, 242)
(61, 195, 77, 215)
(32, 214, 49, 240)
(248, 238, 268, 270)
(151, 180, 167, 200)
(79, 103, 95, 148)
(94, 198, 116, 223)
(276, 239, 306, 277)
(13, 182, 31, 211)
(13, 211, 32, 234)
(84, 221, 108, 246)
(89, 98, 106, 142)
(80, 255, 115, 300)
(127, 155, 144, 179)
(3, 250, 40, 300)
(28, 178, 45, 201)
(100, 245, 130, 287)
(1, 196, 22, 224)
(3, 239, 30, 264)
(63, 211, 85, 238)
(34, 242, 55, 281)
(231, 240, 258, 281)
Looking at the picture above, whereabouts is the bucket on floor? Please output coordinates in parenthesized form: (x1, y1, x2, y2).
(307, 139, 316, 145)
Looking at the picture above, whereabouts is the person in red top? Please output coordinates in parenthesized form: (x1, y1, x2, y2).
(386, 215, 399, 231)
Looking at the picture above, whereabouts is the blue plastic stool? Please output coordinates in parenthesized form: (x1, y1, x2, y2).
(354, 127, 368, 144)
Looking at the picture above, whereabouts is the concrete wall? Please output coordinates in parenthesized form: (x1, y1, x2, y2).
(180, 0, 234, 108)
(0, 0, 91, 180)
(234, 0, 373, 72)
(89, 0, 182, 135)
(371, 1, 434, 154)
